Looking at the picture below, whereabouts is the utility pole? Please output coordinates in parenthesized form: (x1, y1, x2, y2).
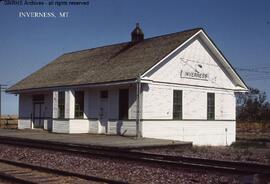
(0, 84, 8, 122)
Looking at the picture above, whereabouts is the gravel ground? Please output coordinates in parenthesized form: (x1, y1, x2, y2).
(0, 144, 244, 184)
(140, 146, 270, 165)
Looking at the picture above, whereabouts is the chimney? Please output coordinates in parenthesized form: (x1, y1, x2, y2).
(131, 23, 144, 42)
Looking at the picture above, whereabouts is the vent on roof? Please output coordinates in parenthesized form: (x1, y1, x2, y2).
(131, 23, 144, 42)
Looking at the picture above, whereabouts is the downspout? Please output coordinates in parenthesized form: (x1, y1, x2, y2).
(136, 74, 142, 138)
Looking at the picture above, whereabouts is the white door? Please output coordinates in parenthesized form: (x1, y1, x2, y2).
(99, 99, 108, 134)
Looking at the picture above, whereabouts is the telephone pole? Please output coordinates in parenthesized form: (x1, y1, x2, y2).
(0, 84, 8, 121)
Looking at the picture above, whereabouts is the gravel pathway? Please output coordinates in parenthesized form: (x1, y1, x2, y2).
(0, 144, 243, 184)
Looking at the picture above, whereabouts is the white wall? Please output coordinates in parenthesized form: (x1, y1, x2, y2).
(89, 119, 99, 133)
(52, 91, 58, 119)
(107, 120, 136, 136)
(142, 84, 172, 119)
(52, 120, 69, 133)
(215, 92, 236, 120)
(142, 120, 236, 146)
(142, 83, 236, 120)
(18, 119, 31, 129)
(137, 35, 238, 146)
(69, 119, 89, 133)
(141, 82, 236, 146)
(43, 119, 52, 130)
(68, 91, 75, 118)
(145, 36, 236, 90)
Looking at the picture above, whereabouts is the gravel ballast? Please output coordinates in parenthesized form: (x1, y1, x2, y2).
(0, 144, 244, 184)
(139, 146, 270, 165)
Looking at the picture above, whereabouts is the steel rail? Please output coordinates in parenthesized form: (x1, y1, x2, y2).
(0, 158, 127, 184)
(0, 136, 269, 176)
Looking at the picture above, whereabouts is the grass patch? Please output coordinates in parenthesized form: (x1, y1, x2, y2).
(231, 141, 267, 149)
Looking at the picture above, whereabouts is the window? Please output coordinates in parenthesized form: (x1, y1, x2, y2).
(75, 91, 84, 119)
(119, 89, 129, 119)
(58, 92, 65, 119)
(173, 90, 182, 120)
(100, 90, 108, 99)
(207, 93, 215, 120)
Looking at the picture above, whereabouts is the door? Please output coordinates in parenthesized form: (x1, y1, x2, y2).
(99, 91, 108, 134)
(33, 103, 44, 129)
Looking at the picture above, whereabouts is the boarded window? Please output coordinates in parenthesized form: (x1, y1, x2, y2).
(173, 90, 182, 120)
(58, 92, 65, 119)
(207, 93, 215, 120)
(75, 91, 84, 119)
(119, 89, 129, 120)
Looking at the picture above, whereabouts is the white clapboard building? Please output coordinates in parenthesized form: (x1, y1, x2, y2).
(7, 24, 248, 146)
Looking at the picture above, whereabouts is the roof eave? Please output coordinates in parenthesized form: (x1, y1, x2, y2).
(5, 79, 137, 94)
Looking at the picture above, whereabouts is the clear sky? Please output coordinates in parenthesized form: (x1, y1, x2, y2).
(0, 0, 269, 115)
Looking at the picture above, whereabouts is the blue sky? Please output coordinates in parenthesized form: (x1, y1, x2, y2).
(0, 0, 270, 115)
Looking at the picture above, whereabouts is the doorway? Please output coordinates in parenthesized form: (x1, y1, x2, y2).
(32, 94, 45, 129)
(33, 103, 44, 129)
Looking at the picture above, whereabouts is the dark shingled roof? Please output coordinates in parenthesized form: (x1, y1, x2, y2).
(7, 28, 201, 92)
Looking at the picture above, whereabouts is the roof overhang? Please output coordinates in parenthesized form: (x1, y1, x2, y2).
(6, 79, 137, 94)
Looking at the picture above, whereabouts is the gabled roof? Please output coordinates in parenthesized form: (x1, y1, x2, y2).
(7, 28, 201, 93)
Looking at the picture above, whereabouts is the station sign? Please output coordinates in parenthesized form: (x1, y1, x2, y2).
(180, 70, 209, 81)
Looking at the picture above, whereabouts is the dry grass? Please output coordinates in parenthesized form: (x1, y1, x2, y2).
(0, 116, 18, 129)
(143, 145, 270, 165)
(237, 122, 270, 133)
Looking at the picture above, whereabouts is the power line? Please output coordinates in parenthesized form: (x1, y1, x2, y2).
(236, 68, 270, 74)
(244, 77, 270, 81)
(179, 57, 270, 72)
(179, 57, 270, 81)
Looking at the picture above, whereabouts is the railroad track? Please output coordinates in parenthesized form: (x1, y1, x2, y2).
(0, 136, 269, 177)
(0, 158, 127, 184)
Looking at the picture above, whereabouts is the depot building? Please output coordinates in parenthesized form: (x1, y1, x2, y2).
(7, 24, 248, 146)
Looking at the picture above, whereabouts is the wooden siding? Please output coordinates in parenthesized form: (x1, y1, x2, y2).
(142, 120, 236, 146)
(145, 36, 236, 90)
(18, 119, 31, 129)
(52, 120, 69, 133)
